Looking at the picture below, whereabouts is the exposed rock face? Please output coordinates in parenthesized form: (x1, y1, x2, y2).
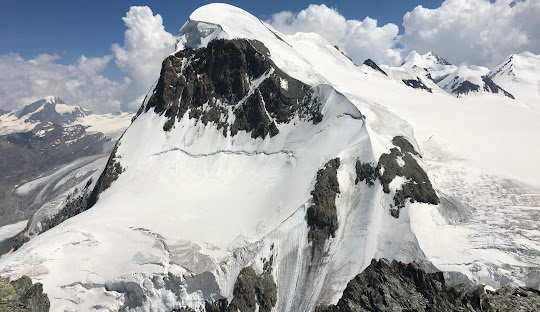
(355, 161, 379, 186)
(355, 136, 439, 219)
(482, 76, 515, 99)
(363, 59, 387, 76)
(453, 80, 480, 96)
(444, 75, 514, 99)
(316, 258, 540, 312)
(176, 262, 277, 312)
(36, 144, 122, 236)
(145, 38, 322, 136)
(11, 218, 32, 252)
(38, 181, 93, 234)
(377, 136, 439, 218)
(86, 145, 123, 208)
(402, 78, 433, 93)
(0, 275, 50, 312)
(307, 158, 341, 254)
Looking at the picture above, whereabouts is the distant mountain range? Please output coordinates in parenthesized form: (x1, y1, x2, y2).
(397, 51, 540, 104)
(0, 97, 132, 229)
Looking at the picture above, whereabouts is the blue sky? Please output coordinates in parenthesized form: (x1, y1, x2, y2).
(2, 0, 444, 75)
(1, 0, 538, 112)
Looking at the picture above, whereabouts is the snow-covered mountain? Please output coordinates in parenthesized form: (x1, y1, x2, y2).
(0, 4, 539, 312)
(399, 52, 515, 99)
(363, 57, 442, 94)
(437, 65, 515, 98)
(0, 96, 131, 136)
(489, 51, 540, 108)
(401, 51, 457, 82)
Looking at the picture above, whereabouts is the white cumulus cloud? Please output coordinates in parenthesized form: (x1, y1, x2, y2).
(0, 6, 177, 113)
(268, 4, 402, 66)
(401, 0, 540, 66)
(0, 53, 126, 113)
(112, 6, 177, 111)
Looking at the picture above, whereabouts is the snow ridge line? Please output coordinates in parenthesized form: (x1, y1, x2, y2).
(149, 147, 296, 159)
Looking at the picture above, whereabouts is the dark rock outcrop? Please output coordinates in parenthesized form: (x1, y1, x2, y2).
(0, 275, 50, 312)
(307, 158, 341, 254)
(316, 258, 540, 312)
(402, 78, 433, 93)
(145, 39, 322, 137)
(227, 266, 277, 312)
(363, 59, 387, 76)
(38, 144, 122, 236)
(355, 161, 379, 186)
(482, 76, 515, 99)
(377, 136, 438, 218)
(186, 261, 277, 312)
(11, 217, 32, 252)
(453, 80, 480, 96)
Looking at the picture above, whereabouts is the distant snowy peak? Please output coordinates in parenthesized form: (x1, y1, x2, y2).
(489, 51, 540, 81)
(0, 97, 131, 137)
(15, 96, 91, 123)
(402, 51, 452, 68)
(379, 64, 442, 94)
(438, 66, 514, 99)
(401, 51, 457, 83)
(423, 51, 452, 66)
(488, 52, 540, 107)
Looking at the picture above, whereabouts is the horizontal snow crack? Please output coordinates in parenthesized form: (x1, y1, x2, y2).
(149, 148, 296, 159)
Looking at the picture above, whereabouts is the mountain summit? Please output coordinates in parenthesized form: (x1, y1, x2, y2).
(0, 4, 539, 312)
(489, 51, 540, 108)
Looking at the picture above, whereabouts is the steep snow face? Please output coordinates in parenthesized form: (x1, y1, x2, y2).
(489, 52, 540, 108)
(114, 83, 367, 250)
(1, 3, 539, 312)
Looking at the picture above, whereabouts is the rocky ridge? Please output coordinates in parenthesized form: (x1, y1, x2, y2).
(316, 258, 540, 312)
(145, 38, 322, 136)
(0, 275, 50, 312)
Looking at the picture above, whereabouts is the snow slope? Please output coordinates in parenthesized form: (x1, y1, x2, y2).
(0, 4, 539, 312)
(489, 51, 540, 108)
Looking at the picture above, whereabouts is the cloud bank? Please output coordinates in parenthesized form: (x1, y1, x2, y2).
(112, 6, 177, 111)
(0, 53, 126, 113)
(268, 4, 402, 66)
(0, 6, 176, 113)
(401, 0, 540, 66)
(269, 0, 540, 67)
